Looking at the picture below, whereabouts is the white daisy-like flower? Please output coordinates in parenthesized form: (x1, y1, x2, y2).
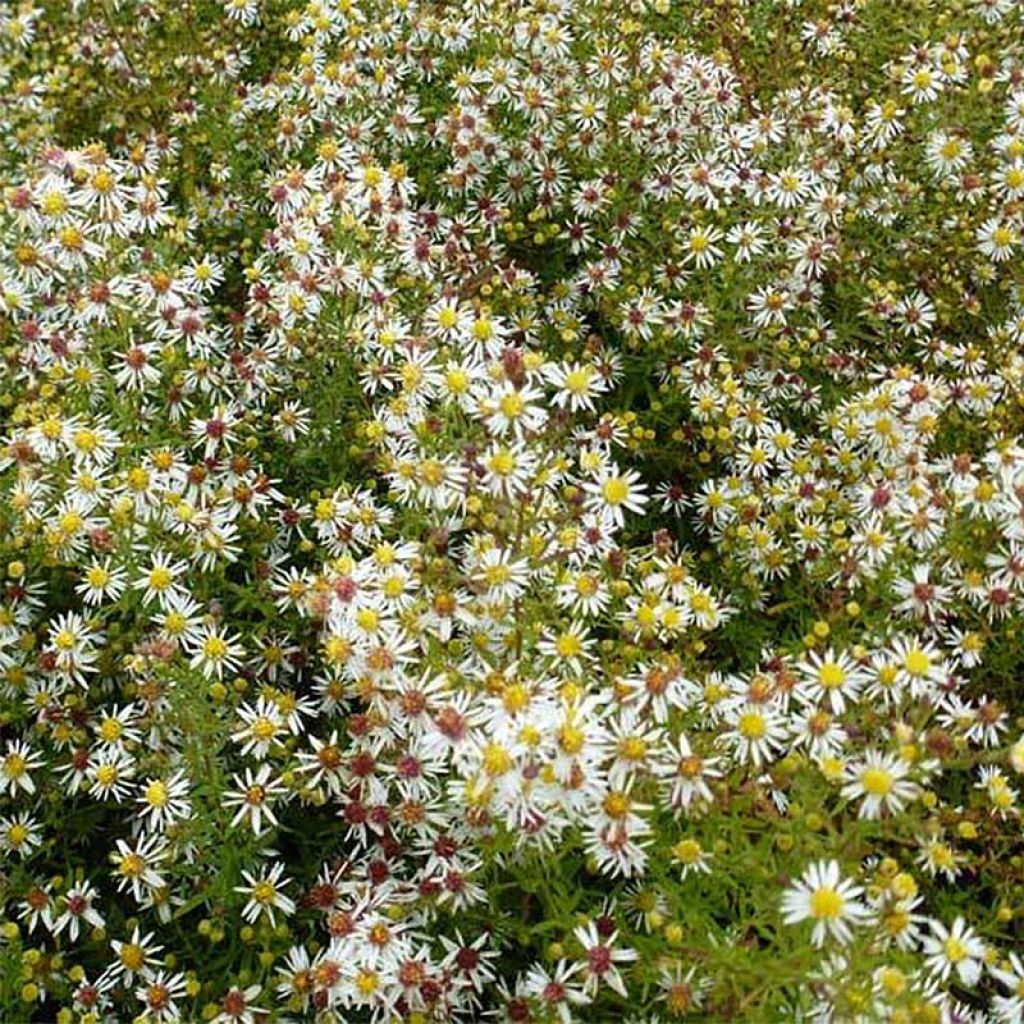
(781, 860, 872, 947)
(572, 921, 638, 998)
(235, 862, 296, 926)
(584, 466, 648, 527)
(841, 750, 919, 819)
(921, 916, 985, 986)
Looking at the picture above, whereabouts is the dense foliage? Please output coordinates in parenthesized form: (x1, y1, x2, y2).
(2, 0, 1024, 1021)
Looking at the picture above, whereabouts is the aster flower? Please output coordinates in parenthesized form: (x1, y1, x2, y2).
(235, 862, 296, 926)
(841, 750, 919, 819)
(922, 917, 985, 986)
(781, 860, 872, 947)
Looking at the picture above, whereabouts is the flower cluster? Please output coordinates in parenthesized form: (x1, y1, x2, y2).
(2, 0, 1024, 1021)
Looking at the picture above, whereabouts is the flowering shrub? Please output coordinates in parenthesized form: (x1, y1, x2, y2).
(2, 0, 1024, 1020)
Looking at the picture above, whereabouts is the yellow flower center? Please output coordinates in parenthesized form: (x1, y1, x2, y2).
(253, 881, 277, 905)
(419, 460, 445, 487)
(99, 719, 122, 742)
(356, 969, 378, 995)
(619, 736, 648, 761)
(809, 886, 844, 920)
(603, 791, 629, 818)
(555, 633, 583, 658)
(565, 367, 591, 394)
(482, 743, 512, 775)
(944, 937, 967, 964)
(87, 566, 110, 588)
(91, 169, 115, 194)
(673, 839, 702, 864)
(559, 725, 585, 755)
(252, 717, 277, 741)
(488, 450, 516, 476)
(203, 635, 228, 659)
(119, 853, 145, 878)
(356, 608, 379, 632)
(149, 567, 173, 591)
(59, 510, 84, 534)
(163, 611, 186, 635)
(602, 477, 629, 506)
(73, 429, 98, 452)
(120, 945, 145, 971)
(818, 662, 846, 690)
(145, 780, 169, 807)
(860, 767, 894, 796)
(54, 630, 76, 651)
(499, 392, 525, 418)
(903, 648, 931, 677)
(503, 683, 529, 714)
(738, 712, 766, 740)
